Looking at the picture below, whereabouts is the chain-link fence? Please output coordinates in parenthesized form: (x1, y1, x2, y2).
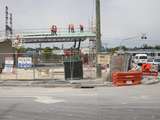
(0, 52, 97, 80)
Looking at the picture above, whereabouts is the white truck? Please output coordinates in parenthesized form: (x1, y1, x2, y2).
(133, 54, 148, 66)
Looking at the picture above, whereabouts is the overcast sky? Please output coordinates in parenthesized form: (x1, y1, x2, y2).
(0, 0, 160, 47)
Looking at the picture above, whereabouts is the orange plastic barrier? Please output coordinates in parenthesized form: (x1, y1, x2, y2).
(141, 63, 158, 78)
(142, 64, 151, 72)
(142, 71, 158, 76)
(112, 72, 142, 86)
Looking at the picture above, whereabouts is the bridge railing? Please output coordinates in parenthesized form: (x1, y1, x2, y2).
(13, 27, 95, 36)
(0, 27, 96, 42)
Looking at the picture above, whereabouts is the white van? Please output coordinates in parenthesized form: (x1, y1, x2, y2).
(134, 54, 147, 65)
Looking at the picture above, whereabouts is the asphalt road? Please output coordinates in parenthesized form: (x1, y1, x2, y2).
(0, 84, 160, 120)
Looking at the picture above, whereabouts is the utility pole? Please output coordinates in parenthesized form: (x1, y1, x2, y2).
(96, 0, 102, 78)
(5, 6, 12, 38)
(9, 13, 13, 35)
(5, 6, 9, 37)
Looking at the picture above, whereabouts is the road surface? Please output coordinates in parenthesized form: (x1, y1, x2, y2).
(0, 84, 160, 120)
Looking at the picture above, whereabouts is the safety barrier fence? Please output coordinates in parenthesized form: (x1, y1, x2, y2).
(142, 63, 158, 76)
(112, 72, 142, 86)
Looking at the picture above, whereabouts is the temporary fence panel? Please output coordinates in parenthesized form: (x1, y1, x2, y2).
(112, 71, 142, 86)
(34, 52, 64, 80)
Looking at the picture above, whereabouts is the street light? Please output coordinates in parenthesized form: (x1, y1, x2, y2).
(141, 33, 147, 40)
(119, 33, 148, 52)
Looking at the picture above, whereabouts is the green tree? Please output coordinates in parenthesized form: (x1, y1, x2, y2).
(16, 47, 26, 53)
(110, 48, 118, 54)
(142, 44, 153, 49)
(53, 46, 60, 50)
(121, 46, 128, 51)
(155, 45, 160, 50)
(43, 47, 52, 59)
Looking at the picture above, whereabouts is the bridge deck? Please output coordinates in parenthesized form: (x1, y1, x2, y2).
(0, 30, 96, 43)
(21, 31, 96, 43)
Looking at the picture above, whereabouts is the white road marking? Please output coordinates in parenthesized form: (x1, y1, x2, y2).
(130, 95, 150, 100)
(34, 96, 65, 104)
(0, 93, 97, 98)
(121, 102, 127, 105)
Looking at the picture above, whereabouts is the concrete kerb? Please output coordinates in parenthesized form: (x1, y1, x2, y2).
(69, 79, 113, 88)
(0, 79, 112, 88)
(0, 79, 69, 87)
(141, 79, 160, 85)
(0, 78, 159, 87)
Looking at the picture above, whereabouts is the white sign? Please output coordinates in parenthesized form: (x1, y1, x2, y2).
(3, 57, 14, 73)
(5, 57, 14, 65)
(18, 57, 32, 68)
(97, 54, 110, 65)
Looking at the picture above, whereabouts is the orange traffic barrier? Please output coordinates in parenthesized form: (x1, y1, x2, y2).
(142, 64, 151, 72)
(142, 63, 158, 78)
(112, 72, 142, 86)
(142, 71, 158, 76)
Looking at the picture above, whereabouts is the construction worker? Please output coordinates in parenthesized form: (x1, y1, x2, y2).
(51, 25, 57, 36)
(68, 24, 71, 33)
(71, 24, 75, 33)
(54, 25, 57, 36)
(51, 25, 54, 35)
(80, 24, 84, 32)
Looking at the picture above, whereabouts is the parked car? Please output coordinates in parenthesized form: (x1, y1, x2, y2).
(153, 58, 160, 71)
(147, 58, 154, 64)
(147, 57, 160, 72)
(133, 54, 148, 66)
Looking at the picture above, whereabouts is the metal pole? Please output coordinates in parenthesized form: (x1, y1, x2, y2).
(5, 6, 9, 37)
(96, 0, 102, 78)
(9, 13, 13, 35)
(33, 52, 35, 80)
(15, 50, 18, 79)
